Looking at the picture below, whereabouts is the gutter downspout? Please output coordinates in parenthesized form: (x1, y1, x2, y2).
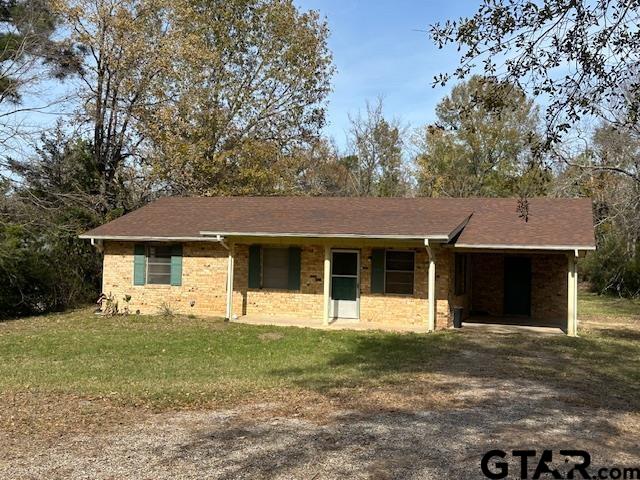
(216, 234, 229, 251)
(90, 238, 104, 253)
(425, 239, 436, 333)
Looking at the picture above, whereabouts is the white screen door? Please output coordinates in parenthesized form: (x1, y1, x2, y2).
(330, 250, 360, 319)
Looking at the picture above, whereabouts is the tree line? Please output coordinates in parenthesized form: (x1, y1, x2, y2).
(1, 0, 639, 318)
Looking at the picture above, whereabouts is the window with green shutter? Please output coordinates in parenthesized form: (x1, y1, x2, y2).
(133, 244, 146, 285)
(248, 246, 301, 291)
(147, 245, 172, 284)
(133, 244, 183, 286)
(385, 250, 415, 295)
(370, 249, 415, 295)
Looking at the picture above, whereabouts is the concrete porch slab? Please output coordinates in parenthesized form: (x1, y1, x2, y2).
(232, 315, 429, 333)
(465, 314, 565, 328)
(461, 322, 565, 335)
(231, 315, 565, 335)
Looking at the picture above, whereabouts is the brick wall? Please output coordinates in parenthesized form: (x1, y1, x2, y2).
(531, 254, 567, 321)
(470, 254, 504, 316)
(359, 247, 429, 326)
(470, 252, 567, 323)
(232, 243, 451, 329)
(447, 251, 472, 321)
(102, 241, 228, 316)
(231, 244, 325, 319)
(101, 241, 567, 328)
(101, 240, 454, 329)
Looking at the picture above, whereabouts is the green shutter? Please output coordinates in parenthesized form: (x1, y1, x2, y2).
(248, 245, 261, 288)
(133, 244, 146, 285)
(287, 247, 301, 291)
(371, 248, 385, 293)
(170, 244, 183, 286)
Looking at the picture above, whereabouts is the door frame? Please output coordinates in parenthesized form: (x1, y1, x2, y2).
(330, 249, 360, 319)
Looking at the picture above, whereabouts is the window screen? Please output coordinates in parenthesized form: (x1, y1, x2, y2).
(262, 247, 289, 289)
(385, 250, 415, 295)
(147, 246, 172, 285)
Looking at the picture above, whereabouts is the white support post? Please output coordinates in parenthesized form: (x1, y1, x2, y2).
(425, 240, 436, 332)
(323, 245, 331, 325)
(567, 252, 578, 336)
(225, 243, 235, 321)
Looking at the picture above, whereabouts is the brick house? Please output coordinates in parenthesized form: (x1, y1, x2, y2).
(81, 197, 595, 335)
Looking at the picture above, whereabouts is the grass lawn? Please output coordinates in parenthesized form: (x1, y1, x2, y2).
(578, 290, 640, 317)
(1, 292, 639, 412)
(2, 292, 640, 478)
(0, 309, 459, 409)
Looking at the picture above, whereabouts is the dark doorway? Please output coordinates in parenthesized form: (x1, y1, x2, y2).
(504, 257, 531, 316)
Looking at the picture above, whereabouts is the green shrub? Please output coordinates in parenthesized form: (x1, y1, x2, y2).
(582, 232, 640, 298)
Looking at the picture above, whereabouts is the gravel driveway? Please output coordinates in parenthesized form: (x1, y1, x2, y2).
(5, 373, 639, 480)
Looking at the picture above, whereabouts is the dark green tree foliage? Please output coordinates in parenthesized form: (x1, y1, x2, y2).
(583, 232, 640, 298)
(0, 0, 78, 104)
(569, 124, 640, 297)
(1, 130, 104, 318)
(415, 76, 550, 197)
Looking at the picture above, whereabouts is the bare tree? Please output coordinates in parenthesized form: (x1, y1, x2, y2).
(53, 0, 179, 214)
(347, 98, 409, 197)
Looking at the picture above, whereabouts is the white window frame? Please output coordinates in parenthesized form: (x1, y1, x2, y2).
(146, 245, 173, 285)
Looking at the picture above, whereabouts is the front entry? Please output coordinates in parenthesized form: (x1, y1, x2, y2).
(504, 256, 532, 316)
(330, 250, 360, 319)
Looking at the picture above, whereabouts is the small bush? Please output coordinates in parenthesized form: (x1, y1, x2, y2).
(158, 302, 175, 318)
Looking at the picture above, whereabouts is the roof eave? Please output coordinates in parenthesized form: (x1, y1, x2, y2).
(452, 243, 596, 251)
(199, 231, 451, 240)
(78, 234, 224, 242)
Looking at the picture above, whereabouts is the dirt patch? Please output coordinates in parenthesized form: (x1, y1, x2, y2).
(0, 391, 149, 460)
(258, 332, 284, 342)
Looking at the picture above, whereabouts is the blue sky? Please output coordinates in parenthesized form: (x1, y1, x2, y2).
(3, 1, 478, 159)
(294, 0, 478, 148)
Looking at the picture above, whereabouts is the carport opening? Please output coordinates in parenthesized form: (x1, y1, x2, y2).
(454, 252, 567, 329)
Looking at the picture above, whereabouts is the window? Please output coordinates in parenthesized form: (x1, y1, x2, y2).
(133, 244, 182, 286)
(248, 246, 301, 290)
(147, 245, 173, 285)
(455, 253, 467, 295)
(385, 250, 415, 295)
(262, 247, 290, 289)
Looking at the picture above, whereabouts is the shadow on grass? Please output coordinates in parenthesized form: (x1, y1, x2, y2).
(594, 327, 640, 342)
(171, 386, 636, 480)
(269, 332, 457, 391)
(164, 327, 640, 478)
(269, 327, 640, 413)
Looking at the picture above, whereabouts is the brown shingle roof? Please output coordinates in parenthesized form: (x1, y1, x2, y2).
(80, 196, 595, 249)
